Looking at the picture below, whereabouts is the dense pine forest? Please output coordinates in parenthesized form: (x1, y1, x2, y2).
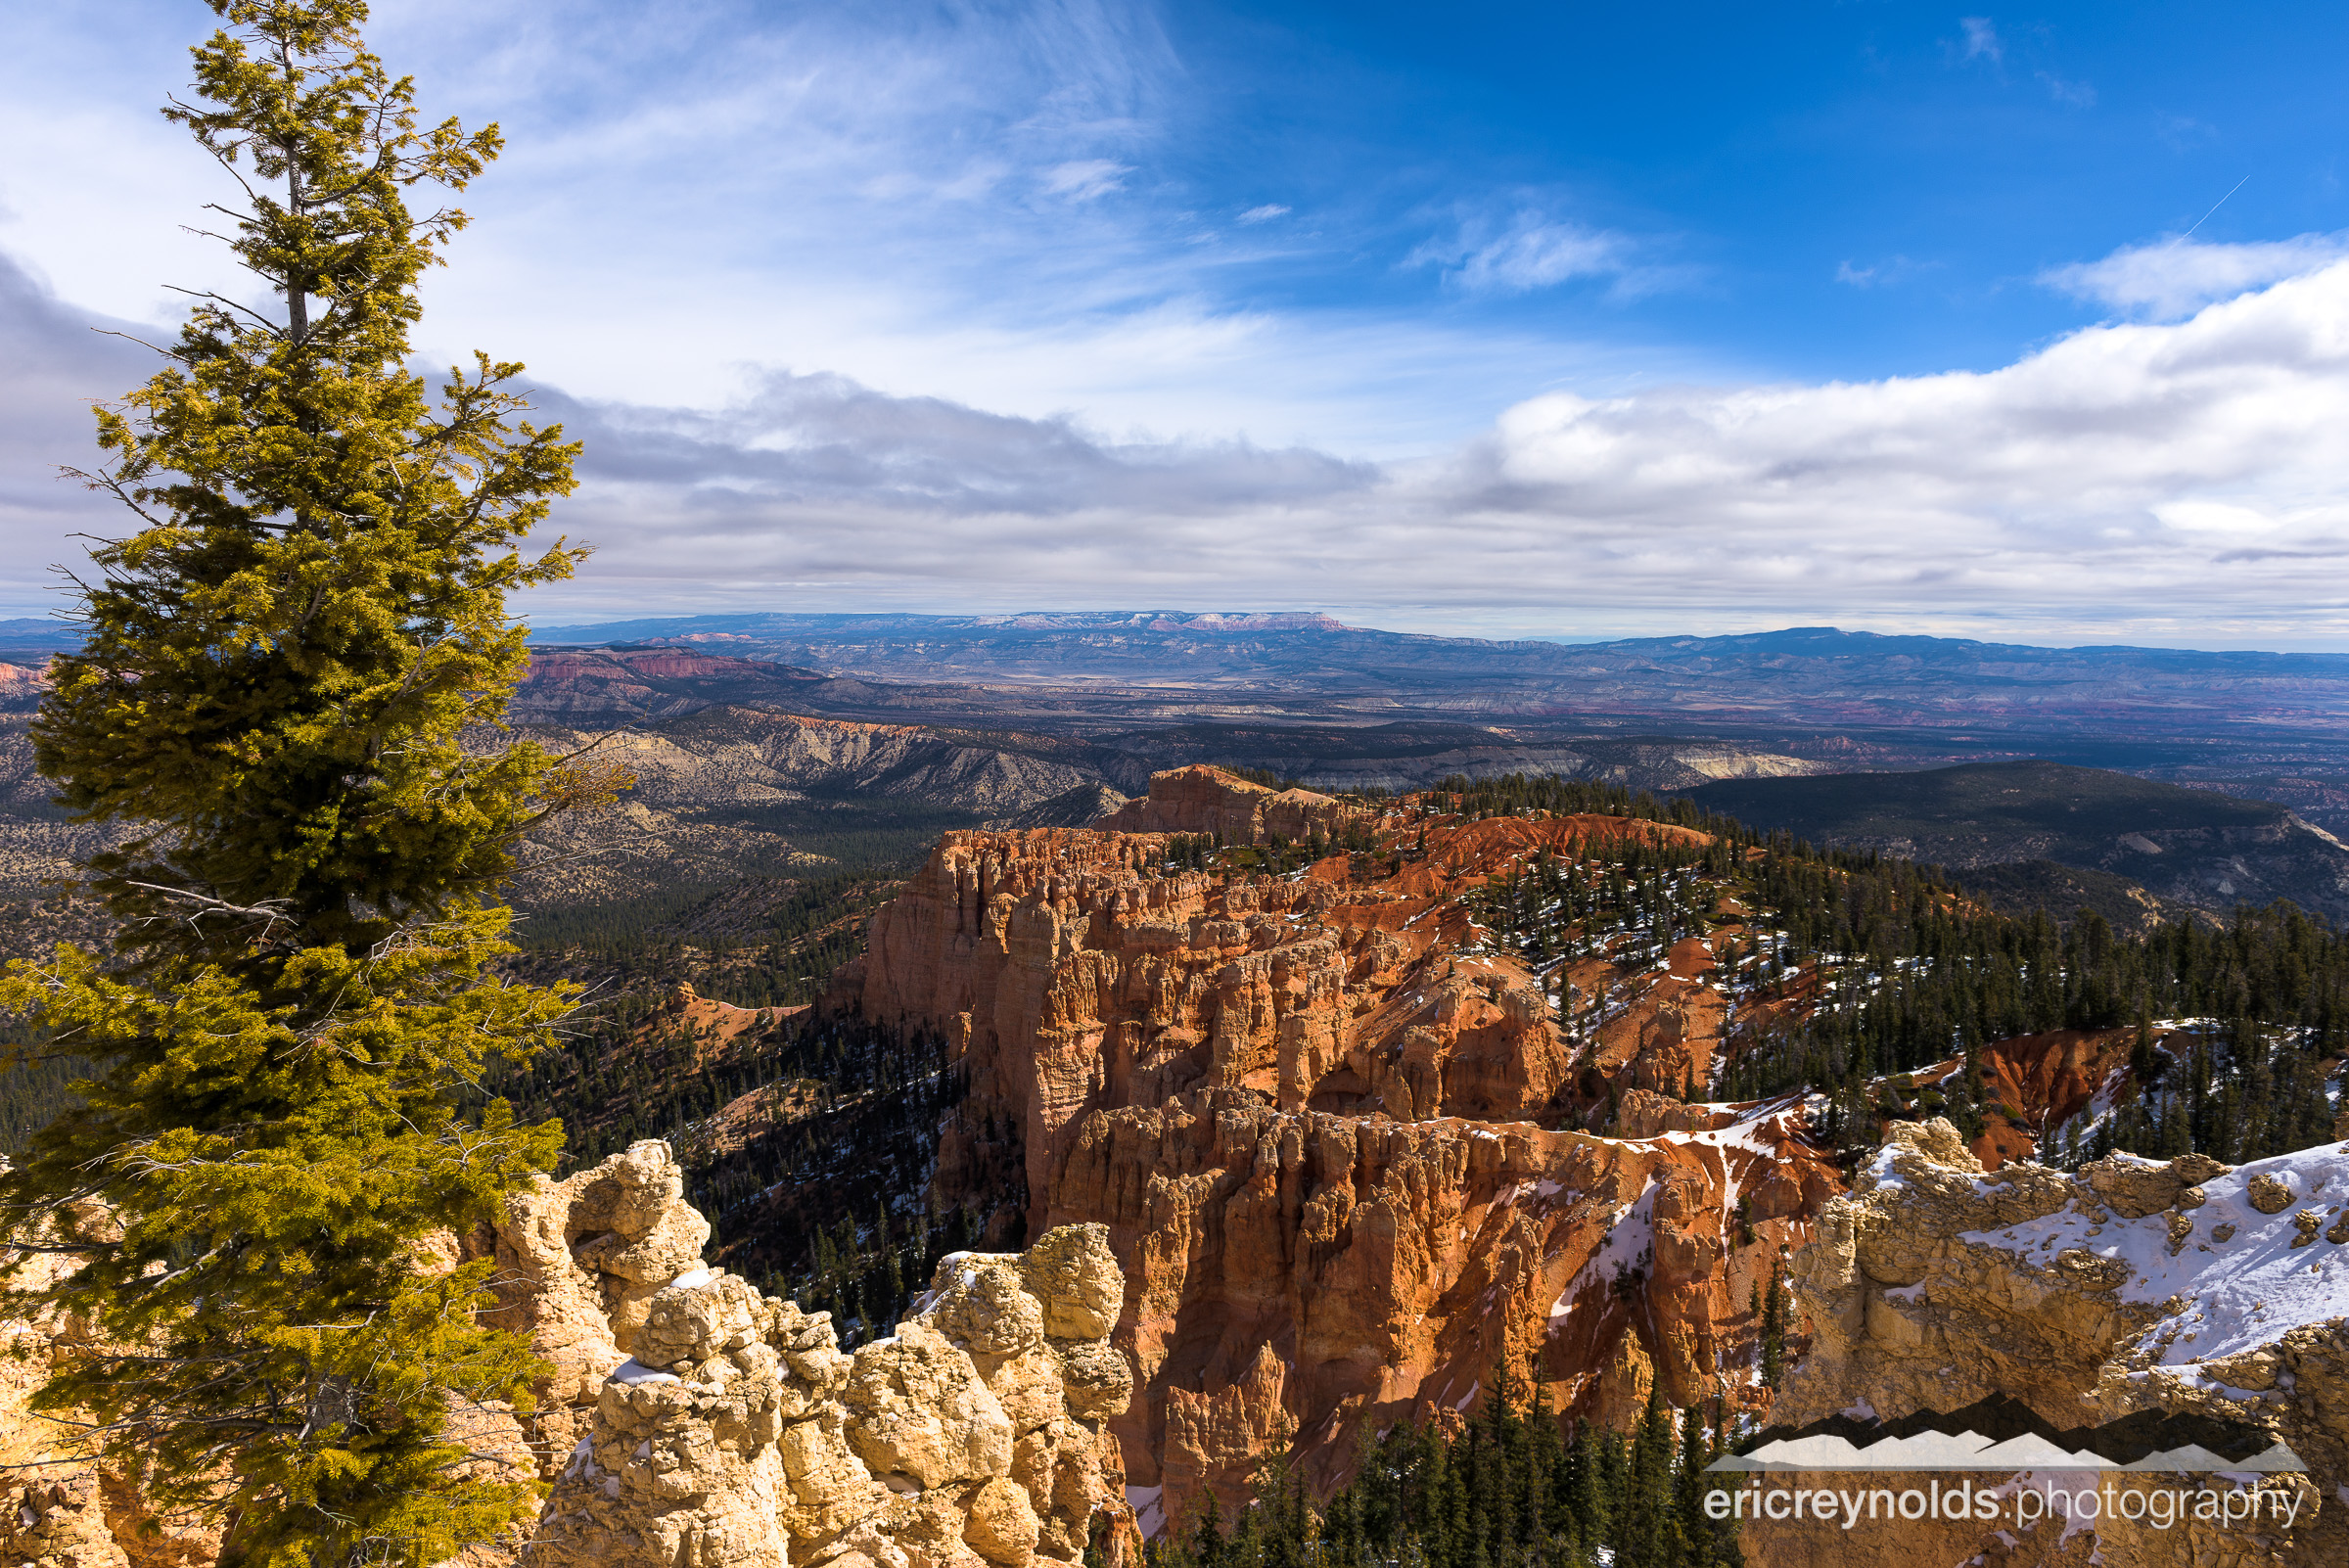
(507, 870, 901, 1007)
(487, 1006, 986, 1346)
(1439, 773, 2349, 1167)
(1150, 1369, 1745, 1568)
(7, 765, 2344, 1336)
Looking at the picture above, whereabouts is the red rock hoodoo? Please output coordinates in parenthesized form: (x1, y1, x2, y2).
(850, 768, 1847, 1524)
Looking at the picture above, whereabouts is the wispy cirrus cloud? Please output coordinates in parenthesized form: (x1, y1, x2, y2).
(1959, 16, 2003, 63)
(1833, 254, 1936, 289)
(1407, 209, 1661, 299)
(1040, 160, 1132, 202)
(2038, 70, 2096, 107)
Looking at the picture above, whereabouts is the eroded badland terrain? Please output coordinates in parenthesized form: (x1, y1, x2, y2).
(11, 757, 2349, 1568)
(9, 615, 2349, 1567)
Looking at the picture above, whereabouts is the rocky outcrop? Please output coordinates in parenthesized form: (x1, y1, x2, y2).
(523, 1146, 1137, 1568)
(1763, 1120, 2349, 1567)
(0, 1145, 1133, 1568)
(855, 789, 1848, 1522)
(1090, 766, 1362, 845)
(1059, 1088, 1836, 1514)
(0, 1199, 225, 1568)
(489, 1138, 714, 1471)
(507, 706, 1108, 907)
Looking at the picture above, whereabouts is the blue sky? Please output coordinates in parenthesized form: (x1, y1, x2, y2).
(1183, 2, 2346, 382)
(5, 1, 2349, 644)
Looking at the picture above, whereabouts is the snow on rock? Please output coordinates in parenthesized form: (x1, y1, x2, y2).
(606, 1357, 680, 1387)
(1960, 1142, 2349, 1373)
(1773, 1119, 2349, 1566)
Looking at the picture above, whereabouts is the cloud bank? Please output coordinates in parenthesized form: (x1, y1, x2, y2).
(8, 241, 2349, 644)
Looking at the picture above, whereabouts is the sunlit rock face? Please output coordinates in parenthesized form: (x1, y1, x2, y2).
(1756, 1120, 2349, 1568)
(854, 774, 1847, 1525)
(0, 1141, 1134, 1568)
(523, 1145, 1139, 1568)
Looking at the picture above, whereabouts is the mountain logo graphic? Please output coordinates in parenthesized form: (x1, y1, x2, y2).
(1706, 1431, 2305, 1473)
(1706, 1396, 2303, 1474)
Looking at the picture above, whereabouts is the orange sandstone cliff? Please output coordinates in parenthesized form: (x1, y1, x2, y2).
(851, 767, 1846, 1524)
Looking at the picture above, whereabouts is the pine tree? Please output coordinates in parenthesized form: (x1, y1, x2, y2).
(1615, 1382, 1676, 1566)
(1559, 1417, 1597, 1548)
(0, 2, 600, 1563)
(1674, 1404, 1709, 1566)
(1187, 1491, 1227, 1568)
(1523, 1372, 1560, 1547)
(1760, 1259, 1787, 1388)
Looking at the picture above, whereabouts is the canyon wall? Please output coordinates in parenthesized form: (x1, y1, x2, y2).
(855, 767, 1846, 1523)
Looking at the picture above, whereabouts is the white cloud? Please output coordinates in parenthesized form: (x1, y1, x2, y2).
(489, 257, 2349, 645)
(13, 1, 2349, 646)
(1041, 159, 1131, 201)
(0, 0, 1696, 480)
(2152, 500, 2275, 536)
(1444, 260, 2349, 623)
(1410, 211, 1642, 297)
(2039, 71, 2096, 107)
(1959, 17, 2003, 63)
(546, 367, 1376, 515)
(21, 247, 2349, 644)
(2042, 233, 2349, 320)
(1236, 204, 1290, 224)
(1835, 255, 1935, 290)
(2156, 114, 2220, 151)
(0, 254, 178, 607)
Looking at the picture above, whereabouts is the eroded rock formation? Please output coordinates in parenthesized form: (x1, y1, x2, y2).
(854, 776, 1847, 1522)
(0, 1197, 227, 1568)
(1090, 766, 1364, 846)
(519, 1148, 1137, 1568)
(0, 1144, 1133, 1568)
(1761, 1119, 2349, 1567)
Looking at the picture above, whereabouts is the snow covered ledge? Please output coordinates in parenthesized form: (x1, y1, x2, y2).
(1765, 1118, 2349, 1564)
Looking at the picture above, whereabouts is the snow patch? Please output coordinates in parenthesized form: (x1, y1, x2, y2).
(1959, 1142, 2349, 1373)
(1550, 1182, 1659, 1323)
(608, 1358, 680, 1386)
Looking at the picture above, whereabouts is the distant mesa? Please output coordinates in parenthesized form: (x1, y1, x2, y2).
(519, 614, 2349, 749)
(529, 609, 1356, 641)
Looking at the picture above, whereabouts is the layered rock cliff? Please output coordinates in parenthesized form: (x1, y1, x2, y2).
(852, 767, 1848, 1523)
(510, 707, 1108, 906)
